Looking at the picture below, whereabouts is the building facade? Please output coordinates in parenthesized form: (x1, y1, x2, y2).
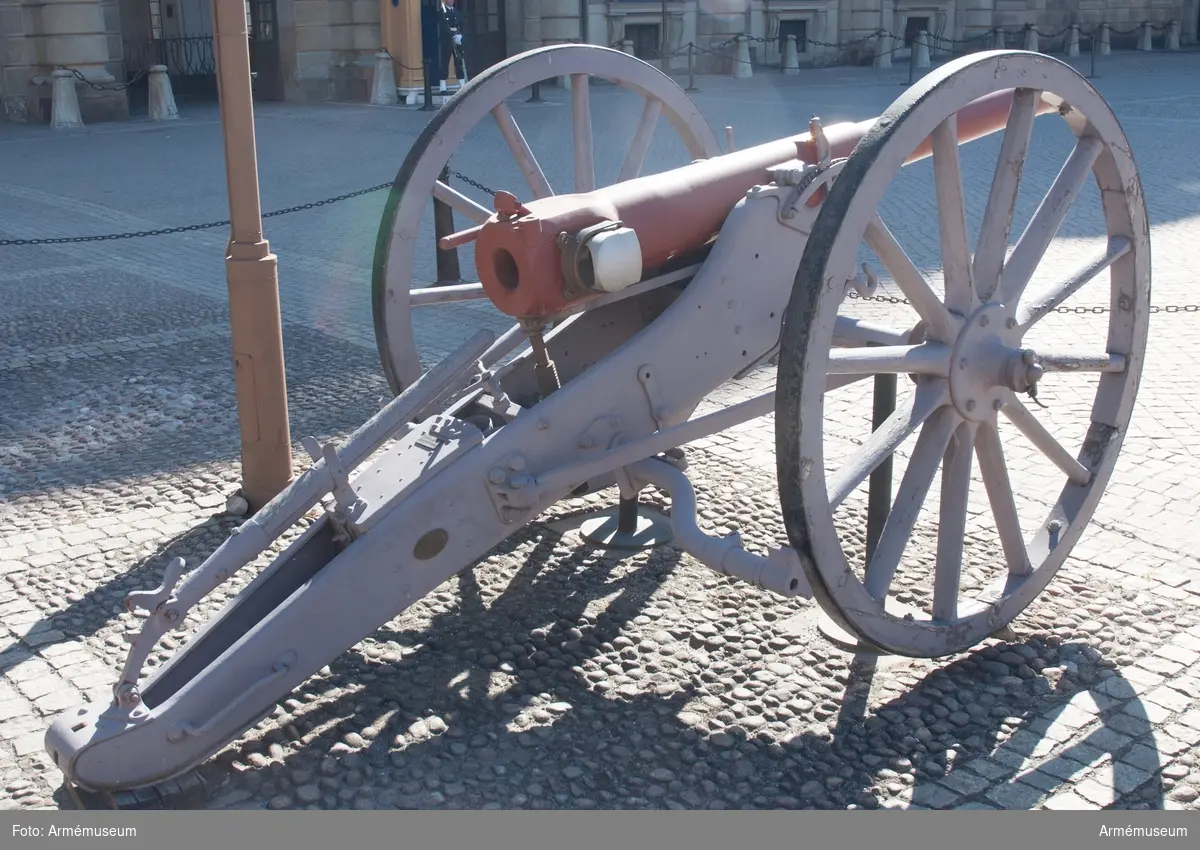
(2, 0, 1196, 123)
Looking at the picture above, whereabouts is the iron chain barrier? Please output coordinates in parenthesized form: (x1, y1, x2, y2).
(668, 18, 1187, 75)
(64, 66, 150, 93)
(0, 171, 495, 247)
(6, 47, 1193, 313)
(845, 289, 1196, 316)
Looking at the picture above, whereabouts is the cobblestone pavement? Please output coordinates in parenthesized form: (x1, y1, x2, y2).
(2, 50, 1200, 812)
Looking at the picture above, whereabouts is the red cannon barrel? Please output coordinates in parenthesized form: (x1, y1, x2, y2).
(474, 88, 1055, 319)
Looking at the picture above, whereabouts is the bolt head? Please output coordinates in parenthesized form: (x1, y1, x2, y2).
(966, 399, 976, 411)
(537, 419, 549, 430)
(487, 468, 507, 484)
(1005, 317, 1017, 329)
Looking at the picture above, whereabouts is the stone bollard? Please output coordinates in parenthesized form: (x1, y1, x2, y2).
(784, 34, 800, 74)
(148, 65, 180, 121)
(874, 30, 892, 68)
(993, 28, 1006, 49)
(1138, 21, 1152, 51)
(370, 52, 398, 106)
(50, 69, 83, 130)
(621, 39, 634, 56)
(733, 34, 753, 78)
(1067, 24, 1080, 57)
(1023, 23, 1038, 52)
(1167, 19, 1180, 50)
(1099, 23, 1111, 55)
(914, 31, 930, 68)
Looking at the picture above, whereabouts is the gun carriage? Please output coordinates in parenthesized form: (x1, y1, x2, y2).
(45, 46, 1149, 798)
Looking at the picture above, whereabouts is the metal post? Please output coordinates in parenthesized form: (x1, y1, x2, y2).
(434, 164, 461, 283)
(661, 0, 668, 63)
(213, 0, 294, 511)
(865, 372, 897, 565)
(686, 42, 698, 91)
(617, 495, 639, 534)
(907, 33, 915, 85)
(421, 57, 436, 110)
(526, 80, 543, 102)
(1089, 28, 1097, 79)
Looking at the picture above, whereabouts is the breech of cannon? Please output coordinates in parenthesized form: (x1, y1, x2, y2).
(474, 88, 1059, 319)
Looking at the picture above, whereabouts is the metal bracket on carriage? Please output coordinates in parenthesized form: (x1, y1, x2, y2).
(558, 220, 644, 301)
(629, 459, 813, 599)
(772, 116, 846, 225)
(301, 436, 366, 520)
(109, 556, 191, 714)
(485, 453, 539, 524)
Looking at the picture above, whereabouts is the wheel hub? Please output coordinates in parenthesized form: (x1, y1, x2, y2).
(948, 302, 1043, 421)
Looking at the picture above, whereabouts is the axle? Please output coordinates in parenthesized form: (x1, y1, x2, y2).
(475, 89, 1059, 319)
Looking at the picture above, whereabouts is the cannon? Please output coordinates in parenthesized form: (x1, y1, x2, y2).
(45, 46, 1149, 800)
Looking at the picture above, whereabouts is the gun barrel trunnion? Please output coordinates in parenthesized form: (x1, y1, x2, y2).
(45, 45, 1150, 799)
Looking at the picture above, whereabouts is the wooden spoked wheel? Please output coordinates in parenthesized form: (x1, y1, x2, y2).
(371, 44, 723, 395)
(775, 51, 1150, 657)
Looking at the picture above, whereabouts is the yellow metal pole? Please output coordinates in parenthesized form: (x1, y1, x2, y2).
(212, 0, 295, 511)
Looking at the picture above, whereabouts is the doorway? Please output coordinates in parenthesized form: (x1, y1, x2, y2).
(248, 0, 283, 101)
(460, 0, 507, 77)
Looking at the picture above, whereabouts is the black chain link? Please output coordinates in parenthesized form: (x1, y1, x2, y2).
(0, 182, 397, 246)
(0, 170, 508, 246)
(450, 171, 496, 196)
(382, 49, 425, 73)
(845, 290, 1199, 315)
(65, 66, 149, 92)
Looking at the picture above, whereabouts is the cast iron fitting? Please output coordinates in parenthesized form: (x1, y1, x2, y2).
(1008, 349, 1044, 392)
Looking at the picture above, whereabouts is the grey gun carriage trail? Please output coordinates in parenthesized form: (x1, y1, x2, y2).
(3, 43, 1200, 815)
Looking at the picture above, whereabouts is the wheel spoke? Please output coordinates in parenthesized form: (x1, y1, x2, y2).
(491, 103, 554, 199)
(825, 343, 952, 377)
(996, 135, 1104, 306)
(864, 407, 959, 601)
(933, 421, 974, 621)
(975, 421, 1031, 576)
(433, 180, 492, 224)
(931, 114, 976, 314)
(828, 381, 947, 510)
(973, 88, 1039, 302)
(617, 97, 663, 183)
(865, 215, 961, 343)
(1015, 236, 1131, 331)
(1001, 394, 1091, 485)
(571, 74, 596, 192)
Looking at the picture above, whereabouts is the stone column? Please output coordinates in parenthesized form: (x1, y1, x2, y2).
(33, 0, 127, 121)
(524, 0, 542, 51)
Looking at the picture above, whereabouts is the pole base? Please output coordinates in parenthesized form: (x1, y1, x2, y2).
(575, 504, 673, 551)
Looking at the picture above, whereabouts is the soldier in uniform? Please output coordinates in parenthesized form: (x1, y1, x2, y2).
(437, 0, 467, 91)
